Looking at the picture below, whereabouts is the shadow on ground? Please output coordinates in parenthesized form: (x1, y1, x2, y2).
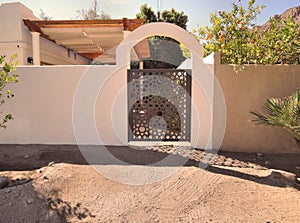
(0, 144, 299, 190)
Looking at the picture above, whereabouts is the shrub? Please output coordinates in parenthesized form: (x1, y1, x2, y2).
(250, 89, 300, 146)
(0, 54, 18, 128)
(196, 0, 300, 65)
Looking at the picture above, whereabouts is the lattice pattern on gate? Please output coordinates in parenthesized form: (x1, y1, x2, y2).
(128, 69, 191, 142)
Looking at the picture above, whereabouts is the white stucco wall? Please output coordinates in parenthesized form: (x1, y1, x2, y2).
(0, 66, 118, 144)
(0, 2, 29, 63)
(0, 64, 212, 148)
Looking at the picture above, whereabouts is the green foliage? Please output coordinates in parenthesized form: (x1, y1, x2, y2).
(196, 0, 300, 65)
(135, 4, 189, 68)
(136, 4, 188, 30)
(136, 4, 157, 24)
(258, 17, 300, 64)
(250, 89, 300, 143)
(0, 55, 18, 129)
(160, 8, 188, 30)
(180, 43, 191, 59)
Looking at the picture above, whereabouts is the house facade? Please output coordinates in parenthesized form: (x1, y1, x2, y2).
(0, 2, 147, 65)
(0, 2, 90, 65)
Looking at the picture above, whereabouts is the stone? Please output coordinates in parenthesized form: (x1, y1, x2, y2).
(18, 179, 30, 185)
(256, 153, 264, 158)
(48, 161, 55, 167)
(26, 198, 34, 204)
(43, 210, 61, 223)
(269, 169, 298, 183)
(0, 177, 7, 189)
(264, 160, 271, 165)
(24, 155, 29, 159)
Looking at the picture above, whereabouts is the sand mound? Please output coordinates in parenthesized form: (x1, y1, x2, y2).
(0, 163, 299, 222)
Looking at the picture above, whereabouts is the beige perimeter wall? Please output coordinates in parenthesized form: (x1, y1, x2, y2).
(214, 53, 300, 153)
(1, 57, 299, 153)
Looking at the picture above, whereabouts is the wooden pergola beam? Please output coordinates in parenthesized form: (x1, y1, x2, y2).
(23, 19, 51, 39)
(25, 18, 144, 30)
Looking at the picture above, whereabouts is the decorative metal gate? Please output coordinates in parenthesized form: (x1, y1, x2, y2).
(128, 69, 191, 142)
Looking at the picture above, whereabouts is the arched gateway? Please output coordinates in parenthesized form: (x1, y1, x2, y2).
(115, 22, 206, 144)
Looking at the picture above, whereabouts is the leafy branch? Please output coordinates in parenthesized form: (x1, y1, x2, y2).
(0, 54, 18, 129)
(196, 0, 300, 65)
(250, 89, 300, 143)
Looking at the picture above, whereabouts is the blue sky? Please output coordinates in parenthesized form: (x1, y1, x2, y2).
(0, 0, 299, 30)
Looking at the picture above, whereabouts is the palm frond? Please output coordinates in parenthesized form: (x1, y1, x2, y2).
(250, 89, 300, 141)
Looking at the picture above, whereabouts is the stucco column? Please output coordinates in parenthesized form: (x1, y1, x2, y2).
(31, 32, 40, 65)
(119, 30, 131, 69)
(139, 61, 144, 69)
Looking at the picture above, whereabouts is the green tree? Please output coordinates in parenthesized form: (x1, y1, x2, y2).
(196, 0, 300, 65)
(258, 17, 300, 64)
(161, 8, 188, 30)
(135, 4, 189, 68)
(0, 55, 18, 129)
(250, 89, 300, 147)
(136, 4, 157, 24)
(77, 0, 111, 20)
(136, 4, 188, 30)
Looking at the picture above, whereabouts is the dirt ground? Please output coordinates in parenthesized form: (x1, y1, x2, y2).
(0, 145, 299, 223)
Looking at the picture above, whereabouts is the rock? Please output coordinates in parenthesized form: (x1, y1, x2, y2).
(256, 152, 264, 158)
(269, 169, 298, 183)
(264, 160, 271, 165)
(26, 198, 34, 204)
(256, 153, 264, 157)
(0, 177, 7, 189)
(24, 155, 29, 159)
(43, 210, 61, 223)
(48, 161, 55, 167)
(294, 166, 300, 170)
(18, 179, 30, 185)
